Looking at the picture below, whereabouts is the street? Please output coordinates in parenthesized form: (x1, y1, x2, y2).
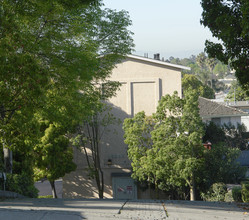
(0, 199, 248, 220)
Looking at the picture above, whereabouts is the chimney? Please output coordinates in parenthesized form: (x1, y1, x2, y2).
(154, 53, 160, 60)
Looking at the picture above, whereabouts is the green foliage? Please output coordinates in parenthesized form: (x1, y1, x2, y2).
(224, 190, 233, 202)
(34, 121, 77, 182)
(226, 81, 249, 102)
(242, 181, 249, 203)
(203, 122, 249, 150)
(203, 121, 226, 145)
(223, 123, 248, 150)
(124, 90, 205, 200)
(201, 143, 245, 191)
(182, 74, 215, 99)
(201, 182, 227, 202)
(232, 186, 242, 202)
(213, 62, 229, 78)
(0, 0, 134, 197)
(124, 111, 154, 183)
(201, 0, 249, 88)
(169, 53, 229, 93)
(3, 173, 38, 198)
(0, 0, 134, 166)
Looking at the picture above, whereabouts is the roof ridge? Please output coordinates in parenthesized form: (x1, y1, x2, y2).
(126, 54, 191, 71)
(199, 96, 249, 116)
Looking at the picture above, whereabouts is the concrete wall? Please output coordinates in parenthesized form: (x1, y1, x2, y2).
(63, 57, 182, 198)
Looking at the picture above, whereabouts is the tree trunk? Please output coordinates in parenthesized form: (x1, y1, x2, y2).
(190, 178, 196, 201)
(49, 180, 57, 198)
(100, 169, 104, 199)
(3, 146, 12, 174)
(95, 169, 104, 199)
(155, 179, 159, 199)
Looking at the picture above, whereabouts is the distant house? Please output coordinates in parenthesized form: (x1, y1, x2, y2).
(210, 100, 249, 131)
(63, 54, 190, 199)
(199, 97, 249, 127)
(218, 73, 236, 88)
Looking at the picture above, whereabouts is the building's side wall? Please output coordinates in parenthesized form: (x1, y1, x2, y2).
(203, 116, 242, 127)
(221, 116, 241, 127)
(63, 58, 182, 198)
(241, 116, 249, 131)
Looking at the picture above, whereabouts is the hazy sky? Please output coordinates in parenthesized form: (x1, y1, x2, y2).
(103, 0, 219, 59)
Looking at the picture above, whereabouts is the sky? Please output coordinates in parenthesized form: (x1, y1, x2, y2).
(103, 0, 219, 59)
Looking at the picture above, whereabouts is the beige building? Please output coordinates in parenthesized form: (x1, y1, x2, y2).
(63, 54, 190, 199)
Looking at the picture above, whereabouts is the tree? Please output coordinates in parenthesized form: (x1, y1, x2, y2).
(223, 123, 248, 150)
(123, 112, 155, 192)
(200, 143, 245, 194)
(201, 0, 249, 88)
(213, 61, 229, 78)
(69, 4, 133, 199)
(0, 0, 134, 196)
(123, 91, 205, 201)
(226, 81, 249, 102)
(34, 121, 76, 198)
(206, 57, 217, 89)
(75, 102, 120, 199)
(196, 52, 217, 88)
(203, 121, 248, 150)
(0, 0, 102, 174)
(182, 74, 215, 99)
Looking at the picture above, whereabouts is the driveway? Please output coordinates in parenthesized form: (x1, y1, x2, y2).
(35, 179, 62, 198)
(0, 199, 248, 220)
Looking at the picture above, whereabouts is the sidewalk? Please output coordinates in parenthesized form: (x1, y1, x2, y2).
(0, 199, 248, 220)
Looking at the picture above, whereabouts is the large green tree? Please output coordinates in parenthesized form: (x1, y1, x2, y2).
(0, 0, 134, 196)
(201, 0, 249, 88)
(123, 91, 205, 201)
(0, 0, 100, 174)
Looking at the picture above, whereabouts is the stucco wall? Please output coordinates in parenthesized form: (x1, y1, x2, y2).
(109, 58, 182, 116)
(63, 57, 182, 199)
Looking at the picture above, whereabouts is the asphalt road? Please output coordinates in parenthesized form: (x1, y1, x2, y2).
(0, 199, 248, 220)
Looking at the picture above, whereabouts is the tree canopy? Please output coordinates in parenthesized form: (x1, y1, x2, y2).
(0, 0, 134, 137)
(123, 91, 205, 201)
(169, 53, 228, 93)
(201, 0, 249, 88)
(0, 0, 134, 196)
(182, 74, 215, 99)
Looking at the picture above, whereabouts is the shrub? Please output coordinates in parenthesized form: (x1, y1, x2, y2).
(38, 195, 53, 198)
(201, 182, 227, 202)
(4, 173, 38, 198)
(232, 186, 242, 202)
(242, 181, 249, 203)
(225, 190, 233, 202)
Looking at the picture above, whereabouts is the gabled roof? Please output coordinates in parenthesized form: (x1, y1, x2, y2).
(199, 97, 249, 118)
(126, 54, 191, 71)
